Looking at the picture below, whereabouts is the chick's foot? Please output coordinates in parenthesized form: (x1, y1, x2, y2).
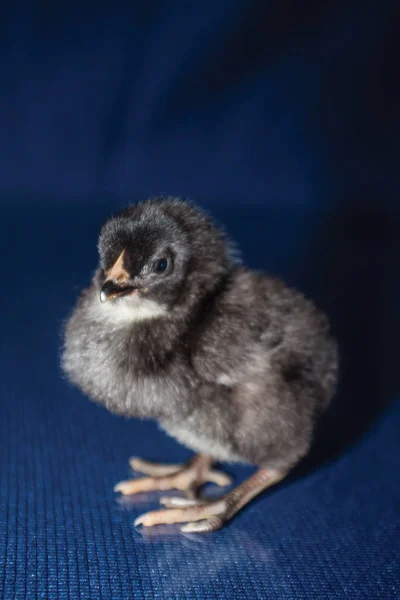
(134, 467, 286, 533)
(114, 454, 232, 497)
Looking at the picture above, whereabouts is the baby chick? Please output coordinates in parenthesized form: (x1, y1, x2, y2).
(62, 197, 338, 533)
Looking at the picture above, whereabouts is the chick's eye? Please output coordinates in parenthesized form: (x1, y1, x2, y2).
(153, 258, 169, 274)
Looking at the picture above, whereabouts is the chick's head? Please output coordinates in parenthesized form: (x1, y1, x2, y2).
(97, 197, 235, 316)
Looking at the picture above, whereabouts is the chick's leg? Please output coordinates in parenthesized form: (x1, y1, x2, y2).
(114, 454, 232, 497)
(134, 468, 286, 533)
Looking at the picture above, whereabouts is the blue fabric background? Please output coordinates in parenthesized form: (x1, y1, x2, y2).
(0, 2, 399, 598)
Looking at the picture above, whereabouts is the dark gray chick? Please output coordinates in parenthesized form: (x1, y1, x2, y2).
(62, 197, 338, 533)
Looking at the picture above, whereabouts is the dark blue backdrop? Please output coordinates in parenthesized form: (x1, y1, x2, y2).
(1, 2, 399, 599)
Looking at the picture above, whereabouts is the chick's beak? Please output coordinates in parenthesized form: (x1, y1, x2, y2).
(100, 250, 136, 303)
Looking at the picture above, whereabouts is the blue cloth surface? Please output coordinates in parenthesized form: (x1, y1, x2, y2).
(1, 1, 400, 598)
(0, 228, 399, 599)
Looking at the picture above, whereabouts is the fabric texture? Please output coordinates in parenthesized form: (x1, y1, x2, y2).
(0, 2, 399, 598)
